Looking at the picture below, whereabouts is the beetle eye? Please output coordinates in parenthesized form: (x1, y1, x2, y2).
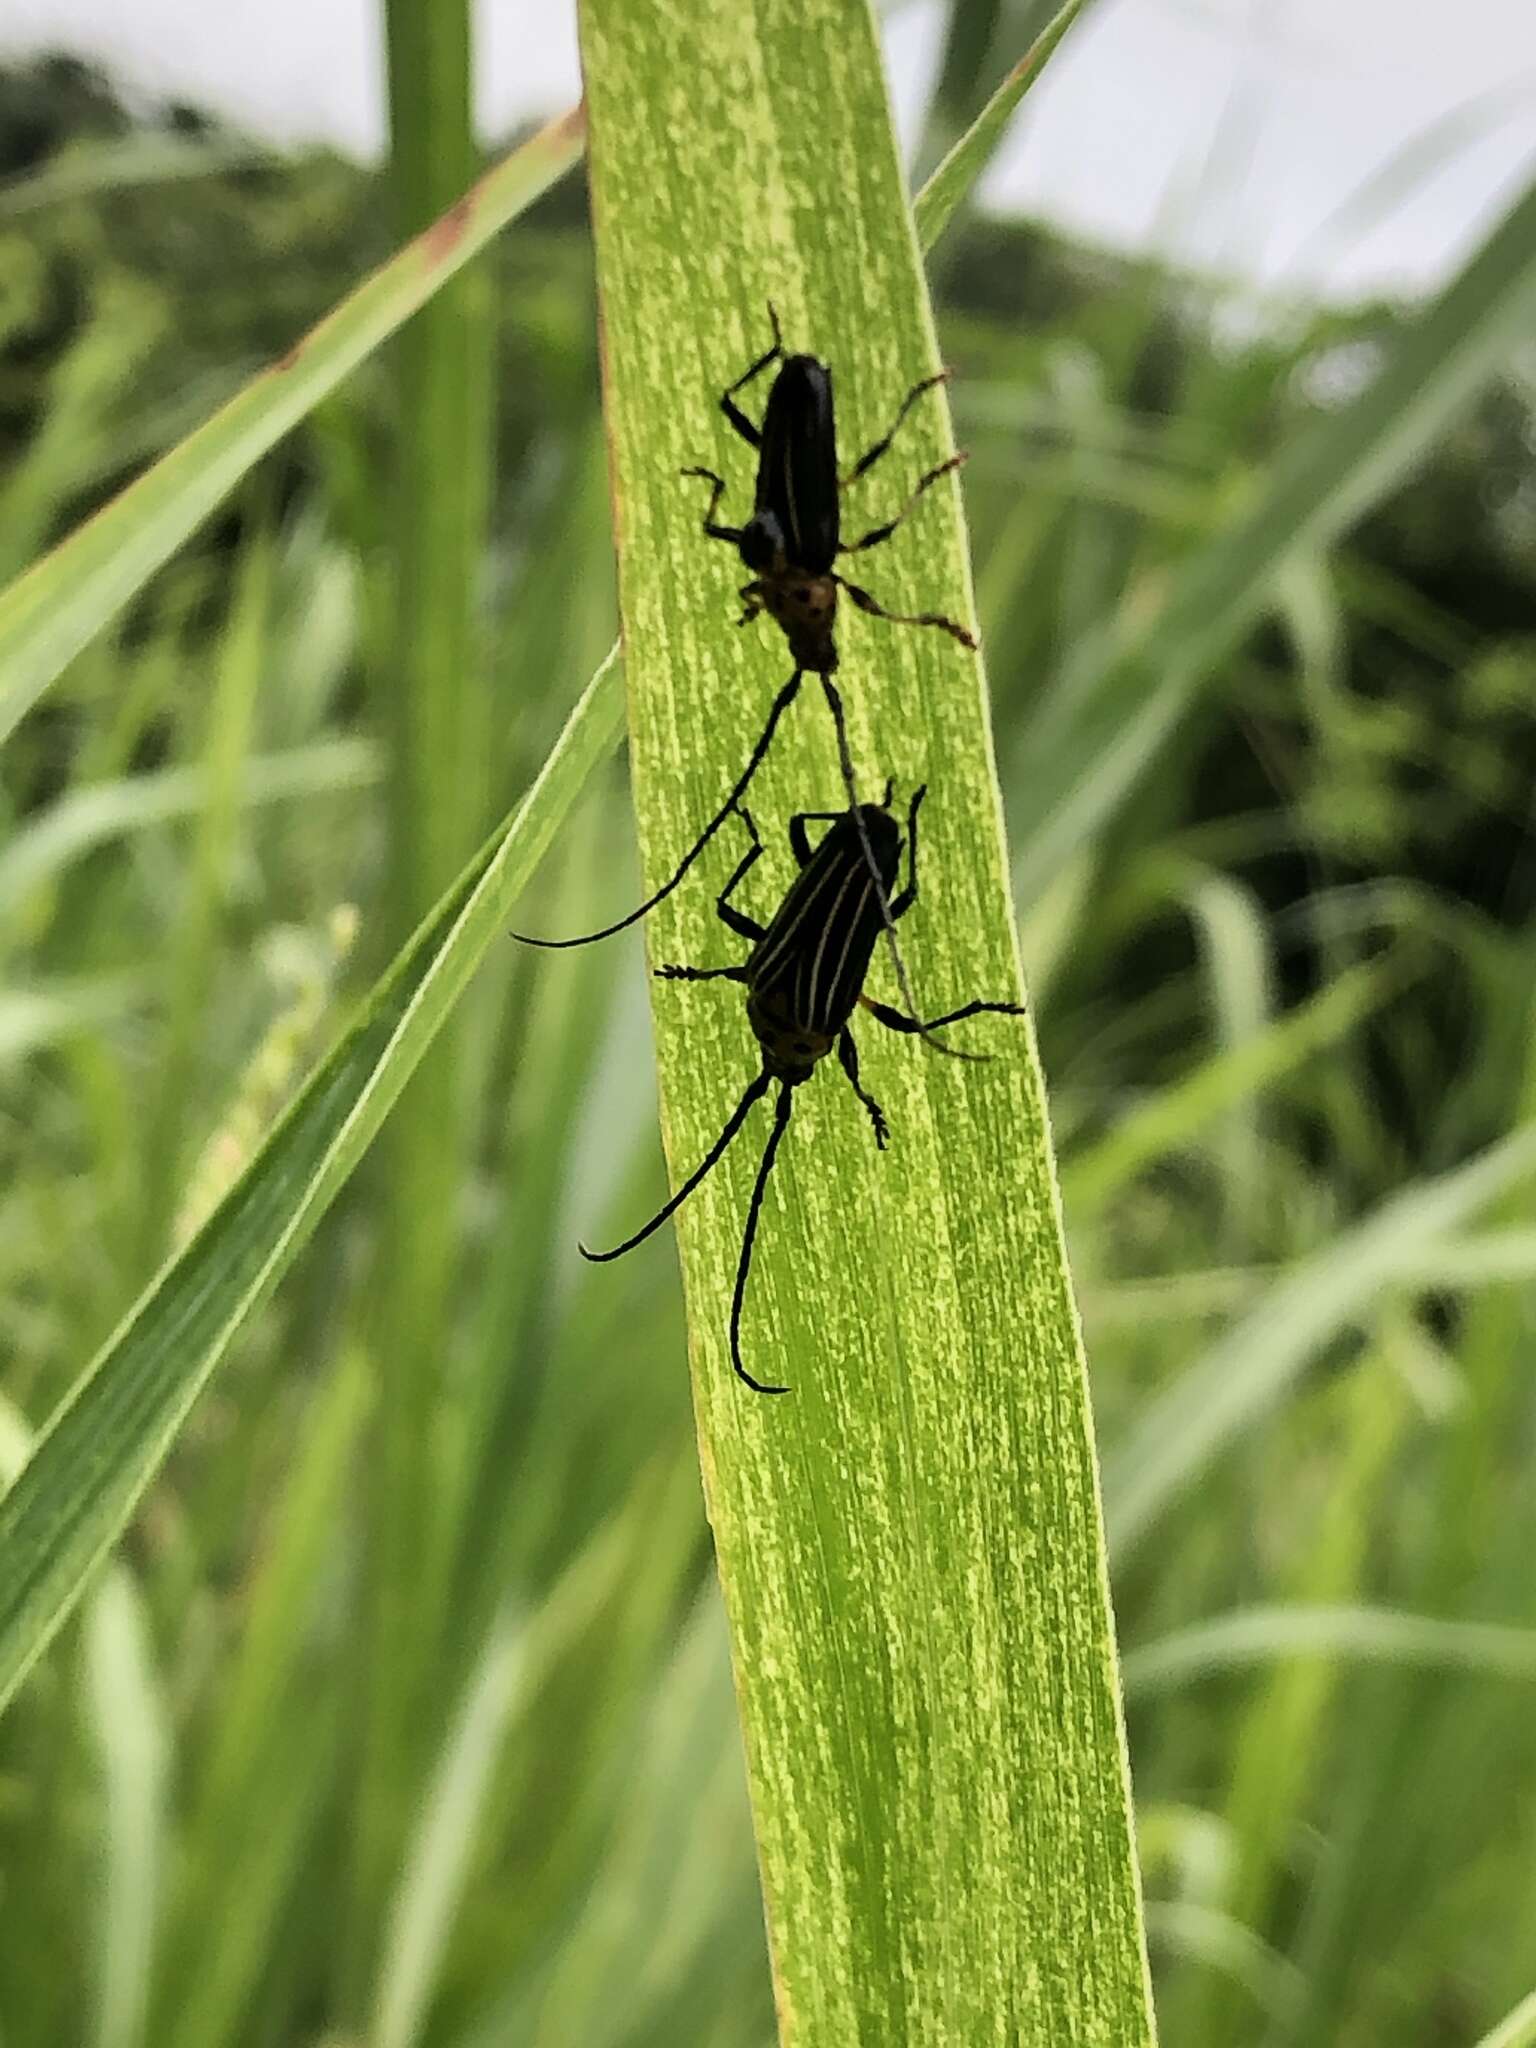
(794, 587, 811, 603)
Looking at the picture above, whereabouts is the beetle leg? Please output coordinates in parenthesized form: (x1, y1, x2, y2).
(787, 807, 846, 869)
(841, 368, 951, 487)
(681, 466, 743, 544)
(837, 1029, 890, 1150)
(717, 301, 786, 449)
(714, 809, 769, 941)
(840, 453, 967, 555)
(835, 575, 977, 652)
(861, 995, 1028, 1040)
(655, 963, 747, 983)
(887, 783, 927, 921)
(818, 683, 969, 1062)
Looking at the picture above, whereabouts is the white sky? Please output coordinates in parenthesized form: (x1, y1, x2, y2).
(2, 0, 1534, 302)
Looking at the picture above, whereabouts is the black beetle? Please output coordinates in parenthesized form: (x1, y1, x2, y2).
(579, 786, 1026, 1393)
(684, 301, 976, 676)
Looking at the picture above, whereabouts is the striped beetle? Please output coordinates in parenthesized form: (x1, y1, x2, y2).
(580, 785, 1026, 1394)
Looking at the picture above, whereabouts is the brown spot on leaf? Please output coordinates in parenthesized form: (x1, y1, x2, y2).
(424, 194, 473, 263)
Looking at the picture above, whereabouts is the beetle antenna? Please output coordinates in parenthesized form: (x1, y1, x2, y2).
(580, 1071, 772, 1263)
(513, 671, 806, 948)
(731, 1081, 795, 1394)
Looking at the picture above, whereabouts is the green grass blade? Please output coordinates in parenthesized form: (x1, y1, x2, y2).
(1475, 1988, 1536, 2048)
(914, 0, 1087, 253)
(0, 738, 378, 916)
(576, 0, 1154, 2038)
(1122, 1604, 1536, 1697)
(0, 646, 623, 1715)
(83, 1570, 168, 2048)
(371, 1607, 526, 2048)
(1062, 959, 1388, 1215)
(1014, 168, 1536, 896)
(1105, 1120, 1536, 1557)
(0, 1402, 161, 2048)
(139, 519, 272, 1262)
(0, 105, 583, 748)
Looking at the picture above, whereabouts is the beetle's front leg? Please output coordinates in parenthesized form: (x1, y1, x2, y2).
(681, 466, 743, 544)
(718, 301, 785, 448)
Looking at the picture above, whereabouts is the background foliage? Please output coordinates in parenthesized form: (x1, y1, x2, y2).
(3, 33, 1536, 2048)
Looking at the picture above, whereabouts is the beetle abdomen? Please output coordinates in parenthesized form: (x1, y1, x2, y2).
(756, 354, 840, 574)
(747, 806, 901, 1040)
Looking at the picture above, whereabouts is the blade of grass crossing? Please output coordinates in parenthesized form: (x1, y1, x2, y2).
(371, 1606, 526, 2048)
(0, 1401, 163, 2048)
(149, 1352, 372, 2044)
(1105, 1120, 1536, 1557)
(1122, 1606, 1536, 1697)
(914, 0, 1087, 250)
(0, 646, 624, 1715)
(0, 106, 584, 747)
(577, 0, 1153, 2038)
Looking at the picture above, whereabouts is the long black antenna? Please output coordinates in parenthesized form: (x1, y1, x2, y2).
(512, 670, 805, 949)
(730, 1081, 795, 1394)
(579, 1070, 772, 1263)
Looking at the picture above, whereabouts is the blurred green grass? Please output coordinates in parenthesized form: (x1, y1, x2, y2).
(3, 31, 1536, 2048)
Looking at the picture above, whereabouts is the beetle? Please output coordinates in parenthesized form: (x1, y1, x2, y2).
(578, 785, 1027, 1394)
(515, 309, 978, 1055)
(682, 300, 976, 678)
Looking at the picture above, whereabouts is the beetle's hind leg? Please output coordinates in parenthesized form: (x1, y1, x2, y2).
(836, 575, 977, 652)
(840, 453, 967, 556)
(842, 368, 951, 486)
(838, 1029, 890, 1150)
(580, 1072, 772, 1266)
